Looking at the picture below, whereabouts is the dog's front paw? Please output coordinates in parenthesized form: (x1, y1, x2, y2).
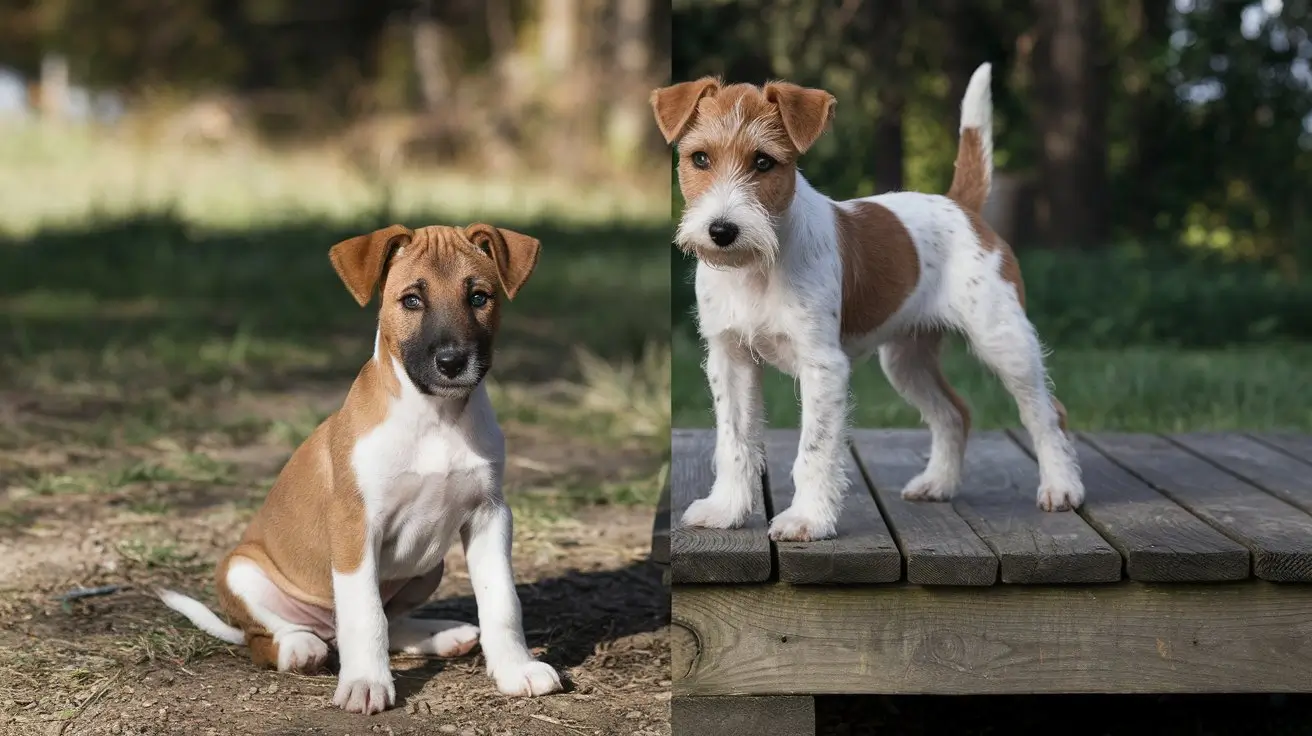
(768, 505, 836, 542)
(1037, 481, 1084, 512)
(901, 470, 957, 502)
(333, 673, 395, 715)
(493, 660, 563, 697)
(681, 494, 751, 529)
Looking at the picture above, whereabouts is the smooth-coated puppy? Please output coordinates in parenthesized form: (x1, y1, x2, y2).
(652, 64, 1083, 542)
(157, 223, 563, 714)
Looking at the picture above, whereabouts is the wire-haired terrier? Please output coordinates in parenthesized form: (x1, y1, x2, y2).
(653, 64, 1083, 542)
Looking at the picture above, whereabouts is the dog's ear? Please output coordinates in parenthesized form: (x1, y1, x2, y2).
(764, 82, 836, 154)
(464, 224, 541, 301)
(650, 77, 721, 144)
(329, 224, 415, 307)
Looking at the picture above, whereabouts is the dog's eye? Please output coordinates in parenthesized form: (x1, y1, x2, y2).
(468, 291, 491, 308)
(401, 295, 423, 311)
(754, 153, 776, 172)
(691, 151, 710, 170)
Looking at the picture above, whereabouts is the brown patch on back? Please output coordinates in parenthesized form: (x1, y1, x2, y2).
(834, 201, 921, 337)
(948, 128, 989, 214)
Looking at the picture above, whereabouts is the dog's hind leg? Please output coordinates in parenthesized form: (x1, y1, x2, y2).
(223, 557, 333, 674)
(381, 563, 481, 658)
(959, 296, 1083, 511)
(389, 618, 481, 657)
(879, 330, 971, 502)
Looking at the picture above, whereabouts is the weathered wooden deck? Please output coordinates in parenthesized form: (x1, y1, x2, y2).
(666, 428, 1312, 735)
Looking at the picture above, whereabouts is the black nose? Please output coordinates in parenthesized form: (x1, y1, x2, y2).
(708, 220, 739, 247)
(435, 348, 469, 379)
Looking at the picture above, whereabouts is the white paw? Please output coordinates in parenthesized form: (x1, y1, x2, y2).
(768, 505, 836, 542)
(493, 660, 563, 697)
(681, 494, 750, 529)
(275, 631, 329, 674)
(1037, 481, 1084, 511)
(432, 624, 480, 657)
(901, 470, 958, 502)
(332, 672, 395, 715)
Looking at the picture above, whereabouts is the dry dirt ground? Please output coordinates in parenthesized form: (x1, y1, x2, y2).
(0, 380, 671, 736)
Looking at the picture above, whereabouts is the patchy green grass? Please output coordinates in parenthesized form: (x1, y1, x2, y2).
(673, 328, 1312, 432)
(0, 121, 669, 236)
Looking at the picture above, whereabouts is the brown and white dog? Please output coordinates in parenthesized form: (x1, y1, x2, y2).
(653, 64, 1083, 542)
(158, 223, 563, 714)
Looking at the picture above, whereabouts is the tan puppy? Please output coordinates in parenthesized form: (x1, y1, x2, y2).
(654, 64, 1081, 542)
(158, 223, 563, 714)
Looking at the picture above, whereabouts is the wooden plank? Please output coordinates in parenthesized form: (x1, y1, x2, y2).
(851, 430, 997, 586)
(1248, 433, 1312, 464)
(672, 582, 1312, 695)
(764, 430, 902, 584)
(1086, 432, 1312, 582)
(672, 696, 815, 736)
(950, 431, 1120, 583)
(1172, 432, 1312, 517)
(1010, 430, 1249, 582)
(670, 429, 772, 583)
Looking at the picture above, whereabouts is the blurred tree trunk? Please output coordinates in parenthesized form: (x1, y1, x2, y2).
(413, 1, 453, 116)
(606, 0, 652, 166)
(1123, 0, 1172, 235)
(1031, 0, 1110, 248)
(540, 0, 596, 175)
(862, 0, 909, 193)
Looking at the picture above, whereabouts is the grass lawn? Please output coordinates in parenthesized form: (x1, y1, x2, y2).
(673, 328, 1312, 432)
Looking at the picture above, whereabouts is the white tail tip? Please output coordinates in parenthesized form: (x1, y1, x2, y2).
(156, 588, 246, 646)
(960, 63, 993, 133)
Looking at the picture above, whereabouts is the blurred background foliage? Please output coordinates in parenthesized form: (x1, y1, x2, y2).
(671, 0, 1312, 429)
(0, 0, 672, 230)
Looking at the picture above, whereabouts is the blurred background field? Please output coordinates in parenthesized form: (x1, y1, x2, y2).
(0, 2, 673, 734)
(671, 0, 1312, 432)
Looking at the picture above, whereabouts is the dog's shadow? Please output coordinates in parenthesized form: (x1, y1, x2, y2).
(384, 559, 668, 701)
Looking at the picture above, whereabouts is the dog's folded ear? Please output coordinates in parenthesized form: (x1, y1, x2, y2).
(329, 224, 415, 307)
(764, 82, 836, 154)
(650, 77, 721, 144)
(464, 224, 541, 301)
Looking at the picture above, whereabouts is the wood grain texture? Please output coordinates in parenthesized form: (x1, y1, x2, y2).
(850, 430, 997, 585)
(672, 582, 1312, 695)
(1086, 432, 1312, 582)
(1248, 433, 1312, 464)
(1011, 431, 1249, 582)
(951, 432, 1121, 583)
(1172, 432, 1312, 517)
(672, 696, 815, 736)
(670, 429, 772, 583)
(764, 430, 902, 584)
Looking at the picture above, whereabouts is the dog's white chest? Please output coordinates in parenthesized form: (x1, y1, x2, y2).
(351, 383, 503, 581)
(694, 262, 818, 375)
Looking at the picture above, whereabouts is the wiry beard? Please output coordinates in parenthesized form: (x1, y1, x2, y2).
(675, 173, 780, 270)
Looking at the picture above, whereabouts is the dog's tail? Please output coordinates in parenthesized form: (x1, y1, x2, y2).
(155, 588, 246, 645)
(947, 62, 993, 214)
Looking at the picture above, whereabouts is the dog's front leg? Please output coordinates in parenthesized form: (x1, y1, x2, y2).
(770, 344, 850, 541)
(462, 501, 563, 697)
(330, 532, 394, 715)
(682, 334, 765, 529)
